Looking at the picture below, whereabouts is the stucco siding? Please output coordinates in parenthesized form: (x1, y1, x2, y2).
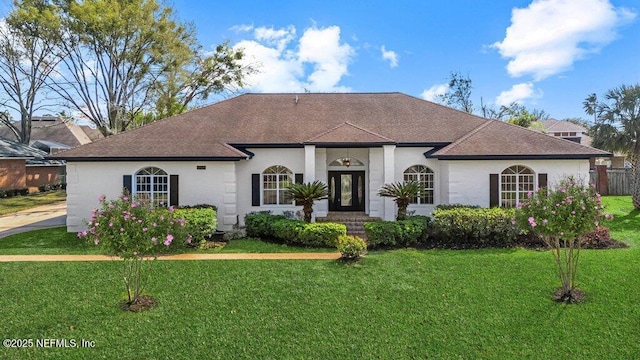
(446, 159, 591, 207)
(66, 161, 237, 232)
(395, 147, 439, 216)
(236, 148, 305, 224)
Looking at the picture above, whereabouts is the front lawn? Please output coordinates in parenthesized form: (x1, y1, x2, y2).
(0, 227, 332, 255)
(0, 190, 66, 216)
(1, 248, 638, 359)
(601, 195, 640, 247)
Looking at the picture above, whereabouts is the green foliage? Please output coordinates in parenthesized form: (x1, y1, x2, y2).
(271, 218, 306, 243)
(244, 212, 345, 247)
(364, 216, 430, 248)
(434, 203, 481, 210)
(245, 211, 284, 238)
(79, 192, 187, 303)
(174, 206, 217, 243)
(336, 235, 367, 260)
(587, 84, 640, 209)
(287, 181, 328, 222)
(298, 223, 347, 247)
(430, 207, 518, 248)
(515, 176, 611, 302)
(378, 181, 422, 220)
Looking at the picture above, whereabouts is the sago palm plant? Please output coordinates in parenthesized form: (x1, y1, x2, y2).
(378, 181, 422, 220)
(287, 181, 328, 222)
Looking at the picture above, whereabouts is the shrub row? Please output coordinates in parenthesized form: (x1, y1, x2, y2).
(245, 212, 346, 247)
(429, 207, 519, 248)
(0, 188, 29, 198)
(364, 216, 430, 248)
(174, 205, 217, 242)
(38, 183, 66, 192)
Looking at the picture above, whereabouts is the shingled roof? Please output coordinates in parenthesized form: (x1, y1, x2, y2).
(53, 92, 610, 161)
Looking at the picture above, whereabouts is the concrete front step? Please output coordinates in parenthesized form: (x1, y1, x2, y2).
(316, 212, 380, 237)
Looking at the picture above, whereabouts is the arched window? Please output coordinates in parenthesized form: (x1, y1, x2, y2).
(134, 167, 168, 205)
(403, 165, 434, 204)
(500, 165, 535, 207)
(263, 165, 294, 205)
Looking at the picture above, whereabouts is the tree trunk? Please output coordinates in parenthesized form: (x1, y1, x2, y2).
(303, 203, 313, 223)
(631, 152, 640, 209)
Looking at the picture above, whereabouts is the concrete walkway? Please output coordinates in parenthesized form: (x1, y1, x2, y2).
(0, 252, 342, 262)
(0, 201, 67, 238)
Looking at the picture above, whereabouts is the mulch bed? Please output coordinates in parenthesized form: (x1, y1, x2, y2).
(121, 295, 157, 312)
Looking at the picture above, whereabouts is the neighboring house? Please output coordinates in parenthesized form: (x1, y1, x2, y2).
(539, 119, 625, 168)
(0, 116, 103, 151)
(0, 138, 64, 191)
(54, 93, 610, 232)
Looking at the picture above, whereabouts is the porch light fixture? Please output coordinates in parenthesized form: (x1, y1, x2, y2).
(343, 149, 351, 168)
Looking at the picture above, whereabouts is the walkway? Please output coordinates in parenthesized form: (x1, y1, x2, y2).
(0, 201, 67, 238)
(0, 253, 342, 262)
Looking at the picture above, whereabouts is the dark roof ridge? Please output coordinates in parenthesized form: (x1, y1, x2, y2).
(241, 91, 403, 96)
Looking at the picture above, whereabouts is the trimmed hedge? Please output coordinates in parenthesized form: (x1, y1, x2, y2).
(174, 206, 217, 242)
(336, 235, 367, 260)
(364, 216, 430, 248)
(0, 188, 29, 198)
(429, 207, 518, 248)
(245, 212, 346, 247)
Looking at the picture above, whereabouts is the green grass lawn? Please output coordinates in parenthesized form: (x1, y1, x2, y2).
(0, 190, 66, 216)
(0, 196, 638, 359)
(0, 227, 333, 255)
(0, 248, 638, 359)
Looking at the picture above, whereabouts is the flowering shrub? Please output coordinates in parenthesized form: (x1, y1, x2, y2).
(515, 176, 611, 303)
(79, 192, 187, 307)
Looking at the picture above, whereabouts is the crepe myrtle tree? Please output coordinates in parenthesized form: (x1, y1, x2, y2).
(378, 181, 422, 220)
(287, 181, 328, 223)
(515, 176, 612, 303)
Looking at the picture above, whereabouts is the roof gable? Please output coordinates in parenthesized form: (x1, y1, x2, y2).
(434, 120, 610, 159)
(305, 121, 394, 145)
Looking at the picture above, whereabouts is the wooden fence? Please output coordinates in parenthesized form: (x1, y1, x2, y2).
(589, 168, 632, 195)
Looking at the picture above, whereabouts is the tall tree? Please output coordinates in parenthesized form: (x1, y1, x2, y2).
(0, 0, 60, 144)
(438, 71, 473, 113)
(148, 41, 250, 121)
(588, 84, 640, 209)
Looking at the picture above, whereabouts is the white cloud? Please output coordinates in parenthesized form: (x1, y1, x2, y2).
(230, 24, 254, 33)
(231, 25, 355, 93)
(380, 45, 399, 68)
(492, 0, 636, 80)
(495, 82, 542, 107)
(420, 83, 449, 102)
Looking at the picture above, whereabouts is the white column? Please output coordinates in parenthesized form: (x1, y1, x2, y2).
(304, 145, 316, 183)
(383, 144, 396, 220)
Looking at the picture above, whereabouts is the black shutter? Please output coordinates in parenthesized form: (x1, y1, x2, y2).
(170, 175, 179, 207)
(123, 175, 132, 194)
(489, 174, 499, 207)
(251, 174, 260, 206)
(538, 173, 548, 189)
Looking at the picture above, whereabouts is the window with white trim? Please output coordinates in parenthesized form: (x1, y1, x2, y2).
(134, 167, 168, 206)
(500, 165, 534, 207)
(263, 165, 294, 205)
(403, 165, 434, 204)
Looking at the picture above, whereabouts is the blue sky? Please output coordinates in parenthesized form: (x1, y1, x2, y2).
(173, 0, 639, 121)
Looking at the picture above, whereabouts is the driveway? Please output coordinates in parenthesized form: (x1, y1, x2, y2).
(0, 201, 67, 238)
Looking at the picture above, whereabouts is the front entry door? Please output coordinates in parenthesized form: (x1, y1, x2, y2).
(328, 171, 365, 211)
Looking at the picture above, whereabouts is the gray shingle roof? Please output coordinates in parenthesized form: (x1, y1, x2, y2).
(53, 93, 611, 160)
(0, 138, 48, 159)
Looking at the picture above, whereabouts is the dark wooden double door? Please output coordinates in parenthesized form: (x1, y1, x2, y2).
(328, 171, 365, 211)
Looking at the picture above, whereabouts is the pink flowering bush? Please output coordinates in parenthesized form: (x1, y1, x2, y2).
(79, 192, 187, 307)
(515, 175, 611, 303)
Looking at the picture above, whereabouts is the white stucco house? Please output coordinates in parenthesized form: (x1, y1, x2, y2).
(55, 93, 610, 232)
